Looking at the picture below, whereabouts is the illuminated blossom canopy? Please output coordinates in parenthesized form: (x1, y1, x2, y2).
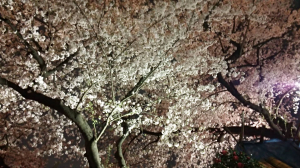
(0, 0, 300, 167)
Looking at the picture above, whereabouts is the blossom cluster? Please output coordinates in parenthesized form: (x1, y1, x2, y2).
(1, 0, 300, 167)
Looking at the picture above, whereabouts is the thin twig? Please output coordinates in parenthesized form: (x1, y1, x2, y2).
(75, 83, 94, 110)
(73, 0, 97, 36)
(73, 0, 106, 54)
(116, 14, 172, 59)
(109, 61, 115, 105)
(42, 49, 80, 78)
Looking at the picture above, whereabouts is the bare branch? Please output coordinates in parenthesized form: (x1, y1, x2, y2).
(225, 40, 243, 63)
(141, 129, 163, 137)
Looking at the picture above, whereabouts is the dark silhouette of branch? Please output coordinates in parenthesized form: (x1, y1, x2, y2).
(141, 129, 163, 136)
(141, 130, 163, 150)
(253, 36, 284, 49)
(202, 0, 223, 31)
(225, 40, 242, 63)
(0, 15, 79, 79)
(208, 125, 298, 140)
(226, 17, 249, 64)
(217, 73, 285, 140)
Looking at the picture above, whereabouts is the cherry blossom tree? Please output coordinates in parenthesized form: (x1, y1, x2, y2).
(0, 0, 300, 167)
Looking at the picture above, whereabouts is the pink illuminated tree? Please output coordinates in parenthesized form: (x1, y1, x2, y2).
(0, 0, 300, 167)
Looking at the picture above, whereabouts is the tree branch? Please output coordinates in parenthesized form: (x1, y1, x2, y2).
(208, 125, 298, 140)
(0, 77, 103, 168)
(275, 87, 295, 117)
(253, 35, 286, 49)
(116, 14, 172, 59)
(116, 122, 129, 168)
(96, 61, 162, 142)
(144, 130, 165, 150)
(75, 83, 94, 110)
(42, 49, 80, 78)
(0, 15, 46, 72)
(217, 73, 285, 139)
(225, 40, 242, 63)
(141, 129, 163, 136)
(122, 61, 162, 101)
(31, 38, 44, 53)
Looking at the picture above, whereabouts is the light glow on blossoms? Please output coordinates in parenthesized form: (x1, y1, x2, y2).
(0, 0, 300, 168)
(295, 82, 300, 88)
